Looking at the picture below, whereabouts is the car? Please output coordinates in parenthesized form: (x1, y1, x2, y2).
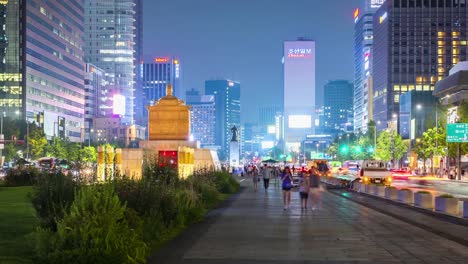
(391, 168, 412, 180)
(360, 160, 393, 186)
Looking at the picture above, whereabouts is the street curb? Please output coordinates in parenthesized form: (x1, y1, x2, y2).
(327, 188, 468, 247)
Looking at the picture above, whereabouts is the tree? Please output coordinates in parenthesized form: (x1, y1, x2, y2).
(44, 137, 67, 159)
(80, 146, 97, 164)
(28, 125, 47, 159)
(376, 130, 407, 164)
(3, 143, 18, 162)
(66, 141, 81, 161)
(413, 138, 431, 172)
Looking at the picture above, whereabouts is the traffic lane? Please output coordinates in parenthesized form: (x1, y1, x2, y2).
(392, 180, 468, 199)
(152, 179, 468, 263)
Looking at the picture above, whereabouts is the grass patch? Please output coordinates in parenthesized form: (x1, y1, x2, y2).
(0, 186, 37, 264)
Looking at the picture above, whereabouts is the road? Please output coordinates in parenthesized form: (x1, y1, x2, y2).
(335, 173, 468, 199)
(150, 178, 468, 263)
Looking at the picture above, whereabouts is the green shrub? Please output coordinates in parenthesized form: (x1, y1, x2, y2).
(33, 185, 148, 264)
(4, 167, 43, 186)
(213, 172, 240, 194)
(439, 194, 455, 198)
(417, 191, 431, 194)
(29, 172, 78, 230)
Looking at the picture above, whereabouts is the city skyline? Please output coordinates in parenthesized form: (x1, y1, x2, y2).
(143, 0, 359, 123)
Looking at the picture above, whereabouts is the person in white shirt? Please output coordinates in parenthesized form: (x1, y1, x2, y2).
(261, 164, 271, 191)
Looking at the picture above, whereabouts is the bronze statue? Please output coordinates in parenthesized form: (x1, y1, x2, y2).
(231, 126, 239, 142)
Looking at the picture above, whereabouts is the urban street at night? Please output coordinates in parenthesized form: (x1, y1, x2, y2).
(1, 0, 468, 263)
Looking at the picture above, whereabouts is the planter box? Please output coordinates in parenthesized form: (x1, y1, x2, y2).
(463, 201, 468, 218)
(397, 189, 414, 204)
(364, 184, 373, 194)
(352, 182, 361, 191)
(414, 193, 433, 209)
(373, 185, 386, 197)
(385, 187, 398, 200)
(435, 196, 459, 215)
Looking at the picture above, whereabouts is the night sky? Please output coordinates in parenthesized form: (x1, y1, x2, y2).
(143, 0, 360, 123)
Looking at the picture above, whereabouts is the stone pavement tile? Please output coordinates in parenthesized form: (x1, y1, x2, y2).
(150, 181, 468, 264)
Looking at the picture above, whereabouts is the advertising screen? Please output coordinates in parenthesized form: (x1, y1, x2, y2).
(113, 94, 126, 116)
(261, 141, 275, 149)
(288, 115, 312, 129)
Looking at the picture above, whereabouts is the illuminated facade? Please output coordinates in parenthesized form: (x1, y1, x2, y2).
(84, 0, 142, 125)
(353, 0, 383, 132)
(258, 105, 282, 131)
(186, 89, 216, 147)
(205, 80, 241, 161)
(0, 0, 85, 142)
(0, 0, 22, 118)
(92, 116, 145, 147)
(373, 0, 468, 131)
(283, 39, 316, 149)
(84, 64, 112, 142)
(323, 80, 354, 135)
(142, 58, 182, 106)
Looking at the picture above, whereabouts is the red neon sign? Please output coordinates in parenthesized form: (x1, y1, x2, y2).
(154, 57, 169, 63)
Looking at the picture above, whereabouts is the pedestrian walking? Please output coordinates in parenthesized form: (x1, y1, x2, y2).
(261, 164, 271, 191)
(252, 166, 259, 191)
(299, 171, 310, 209)
(281, 166, 293, 210)
(309, 164, 322, 209)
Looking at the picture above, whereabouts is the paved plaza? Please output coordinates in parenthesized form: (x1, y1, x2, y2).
(150, 179, 468, 263)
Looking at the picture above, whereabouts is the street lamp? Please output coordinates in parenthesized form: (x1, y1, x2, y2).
(89, 129, 94, 147)
(368, 124, 377, 159)
(316, 143, 319, 157)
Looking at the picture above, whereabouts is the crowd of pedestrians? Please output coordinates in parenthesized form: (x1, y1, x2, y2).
(244, 163, 323, 210)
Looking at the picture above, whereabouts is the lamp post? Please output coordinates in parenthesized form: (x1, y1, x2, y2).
(89, 129, 94, 147)
(416, 104, 440, 173)
(316, 143, 319, 158)
(368, 124, 377, 159)
(0, 112, 4, 162)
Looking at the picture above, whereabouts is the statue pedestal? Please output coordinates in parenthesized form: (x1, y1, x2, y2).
(230, 141, 240, 168)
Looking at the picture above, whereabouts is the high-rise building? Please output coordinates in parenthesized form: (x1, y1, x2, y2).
(84, 0, 142, 125)
(283, 39, 316, 152)
(353, 0, 384, 132)
(205, 80, 241, 161)
(0, 0, 85, 142)
(142, 57, 182, 106)
(134, 0, 144, 126)
(186, 88, 216, 147)
(372, 0, 468, 131)
(399, 91, 438, 140)
(257, 105, 282, 130)
(323, 80, 354, 135)
(84, 64, 111, 142)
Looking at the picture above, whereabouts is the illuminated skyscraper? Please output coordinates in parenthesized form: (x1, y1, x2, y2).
(186, 89, 216, 147)
(205, 80, 241, 161)
(283, 39, 316, 152)
(323, 80, 354, 135)
(84, 0, 142, 125)
(353, 0, 384, 132)
(0, 0, 85, 142)
(142, 57, 182, 107)
(373, 0, 468, 131)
